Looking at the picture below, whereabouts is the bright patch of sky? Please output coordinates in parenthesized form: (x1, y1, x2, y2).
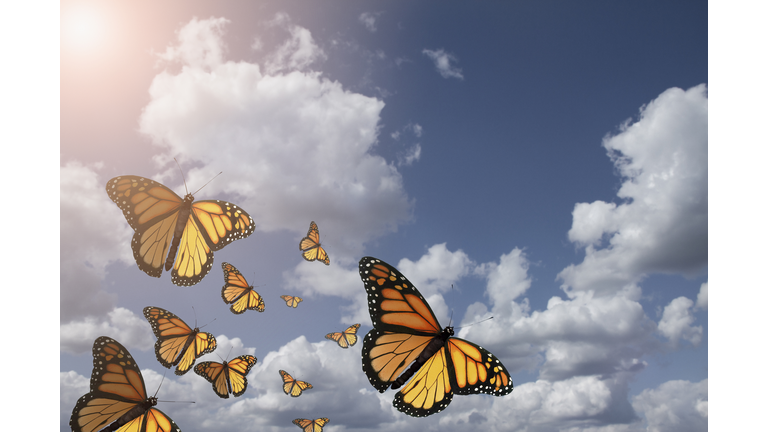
(51, 1, 729, 431)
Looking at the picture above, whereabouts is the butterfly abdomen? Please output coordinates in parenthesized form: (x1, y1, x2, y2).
(165, 195, 195, 271)
(391, 327, 454, 390)
(101, 398, 156, 432)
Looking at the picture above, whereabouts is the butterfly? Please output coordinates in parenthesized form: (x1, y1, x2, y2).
(70, 336, 181, 432)
(280, 295, 303, 308)
(325, 324, 361, 349)
(143, 306, 217, 376)
(279, 370, 313, 397)
(299, 221, 330, 265)
(221, 262, 265, 314)
(106, 175, 255, 286)
(292, 418, 329, 432)
(358, 257, 514, 417)
(194, 355, 257, 399)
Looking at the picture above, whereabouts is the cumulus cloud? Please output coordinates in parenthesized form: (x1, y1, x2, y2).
(658, 296, 703, 347)
(632, 379, 708, 432)
(559, 85, 708, 296)
(264, 13, 326, 74)
(695, 282, 708, 310)
(60, 161, 132, 322)
(138, 16, 412, 261)
(60, 307, 154, 355)
(423, 48, 464, 80)
(157, 17, 229, 70)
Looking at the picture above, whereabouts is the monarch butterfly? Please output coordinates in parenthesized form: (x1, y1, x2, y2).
(280, 295, 303, 308)
(292, 418, 329, 432)
(106, 175, 255, 286)
(299, 221, 330, 265)
(358, 257, 514, 417)
(70, 336, 181, 432)
(325, 324, 361, 349)
(221, 262, 265, 314)
(279, 370, 313, 397)
(143, 306, 217, 376)
(194, 355, 257, 399)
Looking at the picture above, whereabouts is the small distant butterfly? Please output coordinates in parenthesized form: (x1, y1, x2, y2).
(279, 370, 313, 397)
(143, 306, 217, 375)
(325, 324, 361, 349)
(293, 418, 329, 432)
(299, 221, 330, 265)
(359, 256, 514, 417)
(194, 355, 258, 399)
(280, 295, 303, 308)
(70, 336, 181, 432)
(221, 262, 265, 314)
(106, 175, 255, 286)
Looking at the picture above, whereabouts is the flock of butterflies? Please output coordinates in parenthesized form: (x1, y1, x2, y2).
(69, 175, 513, 432)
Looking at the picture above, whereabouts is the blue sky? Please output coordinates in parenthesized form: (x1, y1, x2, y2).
(54, 1, 716, 431)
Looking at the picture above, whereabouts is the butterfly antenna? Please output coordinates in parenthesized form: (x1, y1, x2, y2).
(173, 158, 189, 195)
(455, 316, 494, 329)
(192, 171, 223, 196)
(153, 371, 167, 398)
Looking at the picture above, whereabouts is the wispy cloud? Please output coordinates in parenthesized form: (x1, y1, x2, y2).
(358, 12, 382, 33)
(422, 48, 464, 80)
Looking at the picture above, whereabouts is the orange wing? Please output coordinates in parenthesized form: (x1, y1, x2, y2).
(292, 418, 329, 432)
(325, 323, 361, 348)
(106, 175, 255, 286)
(194, 355, 257, 398)
(280, 295, 303, 308)
(221, 262, 265, 314)
(143, 306, 217, 375)
(299, 221, 330, 265)
(358, 256, 513, 417)
(279, 370, 313, 397)
(70, 337, 181, 432)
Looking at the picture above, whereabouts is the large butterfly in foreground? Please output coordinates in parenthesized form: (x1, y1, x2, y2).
(325, 324, 360, 349)
(221, 262, 265, 314)
(106, 175, 255, 286)
(292, 418, 329, 432)
(144, 306, 217, 376)
(299, 221, 330, 265)
(70, 336, 181, 432)
(279, 370, 313, 397)
(194, 355, 257, 399)
(358, 257, 513, 417)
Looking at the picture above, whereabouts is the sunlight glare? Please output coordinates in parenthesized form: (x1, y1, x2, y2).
(62, 5, 108, 53)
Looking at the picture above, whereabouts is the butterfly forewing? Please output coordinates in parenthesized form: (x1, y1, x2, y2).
(143, 306, 217, 375)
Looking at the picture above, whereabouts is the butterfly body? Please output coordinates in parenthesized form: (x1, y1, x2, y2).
(221, 262, 265, 314)
(279, 370, 313, 397)
(143, 306, 217, 376)
(358, 256, 513, 417)
(299, 221, 330, 265)
(70, 336, 181, 432)
(194, 355, 257, 398)
(107, 175, 255, 286)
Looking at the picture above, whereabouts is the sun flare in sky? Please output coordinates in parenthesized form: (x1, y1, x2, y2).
(62, 4, 108, 54)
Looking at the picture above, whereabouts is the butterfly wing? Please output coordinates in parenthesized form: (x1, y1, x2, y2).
(221, 263, 265, 314)
(143, 306, 217, 375)
(195, 355, 257, 398)
(171, 200, 255, 286)
(292, 418, 329, 432)
(281, 295, 303, 308)
(194, 361, 229, 398)
(225, 355, 257, 397)
(106, 176, 184, 279)
(325, 323, 360, 348)
(280, 370, 314, 397)
(299, 221, 330, 265)
(70, 337, 181, 432)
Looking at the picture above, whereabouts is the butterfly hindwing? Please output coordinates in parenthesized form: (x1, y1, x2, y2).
(194, 355, 257, 398)
(70, 336, 180, 432)
(107, 175, 255, 286)
(299, 221, 330, 265)
(325, 323, 360, 348)
(221, 262, 265, 314)
(358, 256, 513, 417)
(143, 306, 217, 375)
(279, 370, 313, 397)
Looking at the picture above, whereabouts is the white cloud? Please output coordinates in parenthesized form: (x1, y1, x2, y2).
(695, 282, 708, 310)
(397, 143, 421, 166)
(359, 12, 382, 33)
(265, 15, 326, 74)
(60, 307, 154, 355)
(632, 379, 708, 432)
(60, 161, 132, 321)
(138, 16, 412, 261)
(423, 48, 464, 80)
(658, 296, 702, 347)
(157, 17, 229, 70)
(559, 85, 708, 296)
